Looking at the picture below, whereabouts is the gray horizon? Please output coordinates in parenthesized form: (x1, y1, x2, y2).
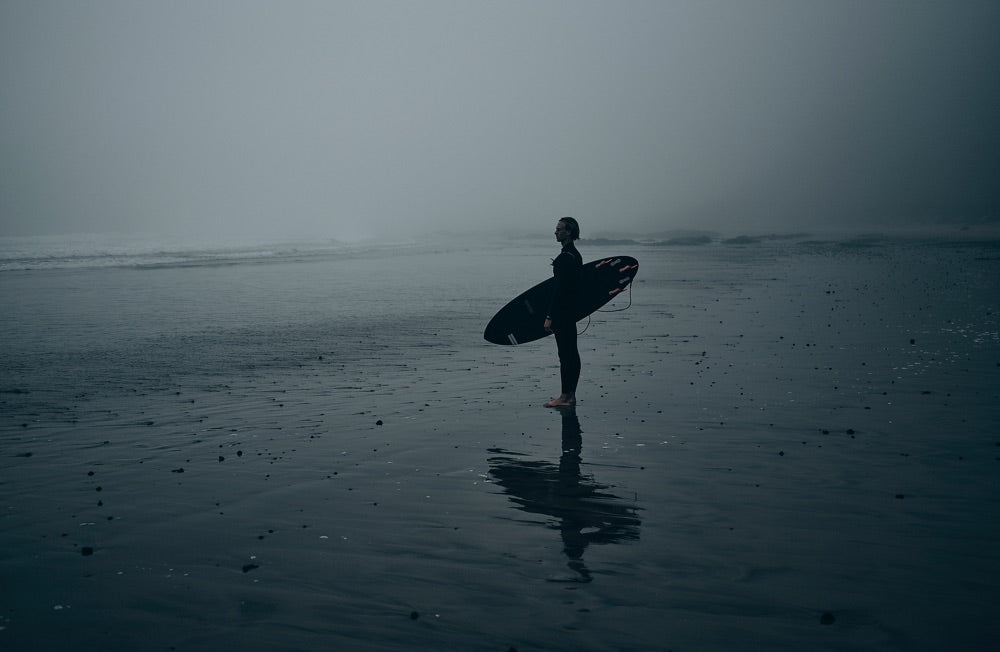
(2, 0, 998, 241)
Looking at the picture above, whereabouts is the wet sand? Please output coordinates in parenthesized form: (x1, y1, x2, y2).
(2, 234, 998, 650)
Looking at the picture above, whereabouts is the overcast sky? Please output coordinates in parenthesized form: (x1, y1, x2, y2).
(2, 0, 998, 240)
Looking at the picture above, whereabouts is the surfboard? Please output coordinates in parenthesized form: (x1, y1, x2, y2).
(484, 255, 639, 345)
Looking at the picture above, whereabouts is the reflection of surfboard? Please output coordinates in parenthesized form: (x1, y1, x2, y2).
(484, 255, 638, 345)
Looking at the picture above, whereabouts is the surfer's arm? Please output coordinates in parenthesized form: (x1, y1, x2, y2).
(547, 252, 570, 319)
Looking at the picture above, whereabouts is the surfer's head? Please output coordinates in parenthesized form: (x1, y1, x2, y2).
(556, 217, 580, 242)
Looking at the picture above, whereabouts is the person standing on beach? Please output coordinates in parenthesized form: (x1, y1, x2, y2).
(543, 217, 583, 408)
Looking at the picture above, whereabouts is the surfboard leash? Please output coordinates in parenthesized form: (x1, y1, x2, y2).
(598, 281, 633, 313)
(578, 282, 633, 335)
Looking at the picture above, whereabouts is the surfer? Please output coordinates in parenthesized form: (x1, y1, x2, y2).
(543, 217, 583, 408)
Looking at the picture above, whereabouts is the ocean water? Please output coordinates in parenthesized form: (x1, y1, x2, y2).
(2, 231, 999, 650)
(1, 234, 503, 400)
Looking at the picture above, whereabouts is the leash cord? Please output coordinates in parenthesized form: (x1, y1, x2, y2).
(578, 283, 633, 335)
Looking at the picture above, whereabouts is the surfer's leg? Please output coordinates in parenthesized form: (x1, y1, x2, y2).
(559, 327, 580, 395)
(548, 326, 580, 406)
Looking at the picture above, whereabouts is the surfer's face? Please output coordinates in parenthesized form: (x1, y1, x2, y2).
(555, 221, 571, 243)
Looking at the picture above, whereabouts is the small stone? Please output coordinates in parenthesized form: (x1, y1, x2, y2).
(820, 612, 835, 625)
(81, 547, 94, 556)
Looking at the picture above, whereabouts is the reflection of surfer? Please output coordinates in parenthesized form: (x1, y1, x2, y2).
(543, 217, 582, 408)
(488, 408, 641, 582)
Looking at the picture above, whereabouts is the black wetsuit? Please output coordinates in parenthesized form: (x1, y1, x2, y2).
(548, 241, 583, 394)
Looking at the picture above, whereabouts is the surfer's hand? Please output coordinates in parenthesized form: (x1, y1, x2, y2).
(543, 318, 552, 333)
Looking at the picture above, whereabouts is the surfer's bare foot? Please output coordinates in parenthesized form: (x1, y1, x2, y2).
(544, 395, 576, 408)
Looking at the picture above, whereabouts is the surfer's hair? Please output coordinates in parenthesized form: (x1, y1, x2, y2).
(559, 217, 580, 240)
